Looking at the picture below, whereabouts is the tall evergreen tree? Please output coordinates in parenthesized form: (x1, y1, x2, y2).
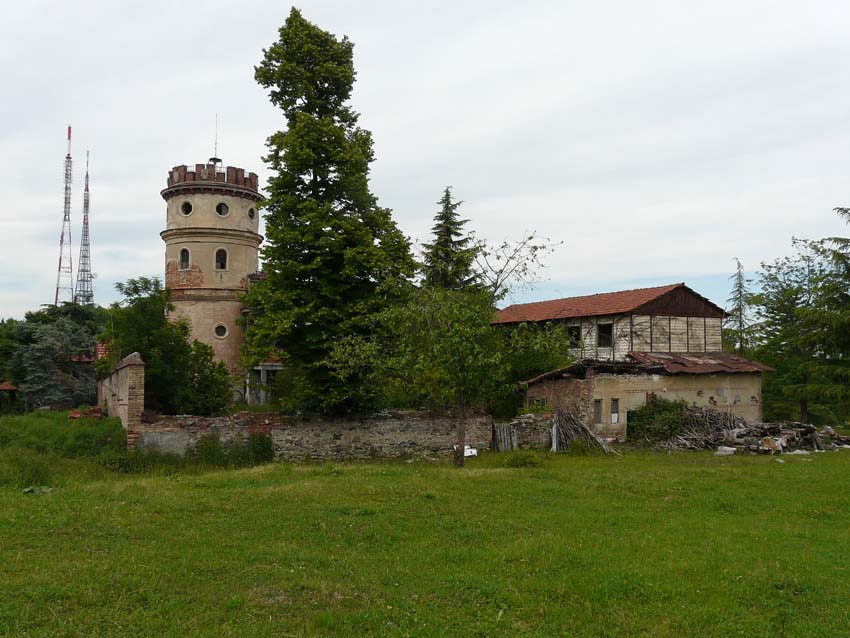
(723, 258, 752, 354)
(421, 187, 476, 289)
(244, 9, 415, 413)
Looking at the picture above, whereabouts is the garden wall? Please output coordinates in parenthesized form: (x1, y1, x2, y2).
(133, 411, 494, 461)
(97, 352, 145, 438)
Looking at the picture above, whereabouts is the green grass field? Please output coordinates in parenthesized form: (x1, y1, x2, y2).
(1, 415, 850, 637)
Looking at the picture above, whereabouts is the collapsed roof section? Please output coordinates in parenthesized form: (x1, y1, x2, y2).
(524, 351, 774, 385)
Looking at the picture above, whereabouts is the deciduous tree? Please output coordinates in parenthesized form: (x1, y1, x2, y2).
(244, 8, 415, 413)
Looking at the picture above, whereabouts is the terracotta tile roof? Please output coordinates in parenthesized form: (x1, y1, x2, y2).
(0, 380, 18, 391)
(493, 283, 684, 324)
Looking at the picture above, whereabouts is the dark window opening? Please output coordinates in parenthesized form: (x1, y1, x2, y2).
(215, 249, 227, 270)
(567, 325, 581, 347)
(611, 398, 620, 424)
(181, 201, 192, 215)
(248, 208, 256, 220)
(179, 248, 189, 270)
(593, 399, 602, 425)
(597, 323, 613, 348)
(216, 202, 229, 216)
(214, 324, 227, 338)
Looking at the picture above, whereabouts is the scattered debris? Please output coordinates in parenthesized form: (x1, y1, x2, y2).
(659, 407, 850, 455)
(553, 410, 617, 454)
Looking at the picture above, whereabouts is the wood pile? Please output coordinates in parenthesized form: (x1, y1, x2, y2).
(657, 407, 850, 454)
(553, 410, 616, 454)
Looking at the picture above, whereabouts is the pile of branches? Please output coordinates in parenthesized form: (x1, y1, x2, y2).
(657, 407, 850, 454)
(553, 409, 616, 454)
(659, 407, 747, 451)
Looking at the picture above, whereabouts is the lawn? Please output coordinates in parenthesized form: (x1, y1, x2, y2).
(1, 418, 849, 636)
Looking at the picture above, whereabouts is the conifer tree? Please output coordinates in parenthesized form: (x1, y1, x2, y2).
(723, 258, 752, 354)
(421, 187, 477, 289)
(244, 9, 415, 413)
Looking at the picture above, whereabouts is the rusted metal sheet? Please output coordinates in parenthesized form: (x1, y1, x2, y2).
(626, 351, 774, 374)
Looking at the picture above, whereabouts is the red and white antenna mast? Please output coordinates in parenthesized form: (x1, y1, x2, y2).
(74, 151, 94, 304)
(54, 126, 74, 306)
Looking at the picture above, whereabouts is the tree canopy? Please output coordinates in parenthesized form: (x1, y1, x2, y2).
(244, 8, 415, 414)
(421, 187, 477, 290)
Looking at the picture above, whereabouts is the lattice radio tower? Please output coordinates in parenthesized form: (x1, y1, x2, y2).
(54, 126, 74, 306)
(74, 151, 94, 305)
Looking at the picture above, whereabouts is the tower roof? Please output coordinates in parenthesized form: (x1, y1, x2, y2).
(161, 161, 262, 202)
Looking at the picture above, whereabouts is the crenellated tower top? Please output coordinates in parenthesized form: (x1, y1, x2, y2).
(161, 158, 262, 202)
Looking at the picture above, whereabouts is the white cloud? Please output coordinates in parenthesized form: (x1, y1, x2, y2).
(0, 0, 848, 317)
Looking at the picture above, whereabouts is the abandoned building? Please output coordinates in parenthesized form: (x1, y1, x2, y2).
(494, 283, 772, 438)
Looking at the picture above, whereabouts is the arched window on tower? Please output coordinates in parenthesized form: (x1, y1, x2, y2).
(179, 248, 190, 270)
(215, 249, 227, 270)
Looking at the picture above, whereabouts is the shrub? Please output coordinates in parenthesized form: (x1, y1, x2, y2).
(247, 432, 274, 464)
(626, 397, 688, 443)
(226, 437, 252, 468)
(504, 450, 541, 468)
(193, 433, 227, 467)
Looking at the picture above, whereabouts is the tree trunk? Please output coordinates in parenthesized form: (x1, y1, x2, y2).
(454, 400, 466, 468)
(800, 397, 809, 424)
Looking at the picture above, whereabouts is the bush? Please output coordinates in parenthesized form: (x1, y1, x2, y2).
(193, 433, 227, 467)
(504, 450, 541, 468)
(626, 397, 688, 443)
(247, 432, 274, 464)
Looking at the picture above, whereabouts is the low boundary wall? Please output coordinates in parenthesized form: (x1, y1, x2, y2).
(135, 411, 494, 461)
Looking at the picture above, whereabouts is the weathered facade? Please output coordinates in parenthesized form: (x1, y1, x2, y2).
(525, 352, 772, 439)
(160, 160, 263, 375)
(494, 283, 724, 361)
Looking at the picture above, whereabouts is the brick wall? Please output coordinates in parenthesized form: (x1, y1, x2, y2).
(97, 352, 145, 444)
(133, 411, 493, 461)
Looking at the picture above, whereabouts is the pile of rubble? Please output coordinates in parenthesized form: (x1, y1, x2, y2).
(656, 407, 850, 455)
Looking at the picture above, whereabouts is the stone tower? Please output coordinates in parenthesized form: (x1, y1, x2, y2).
(160, 159, 262, 374)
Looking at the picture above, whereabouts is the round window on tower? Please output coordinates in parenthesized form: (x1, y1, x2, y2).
(248, 208, 256, 220)
(214, 324, 228, 339)
(181, 201, 193, 215)
(216, 202, 229, 216)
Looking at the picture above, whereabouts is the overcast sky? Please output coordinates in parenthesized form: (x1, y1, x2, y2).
(1, 0, 849, 319)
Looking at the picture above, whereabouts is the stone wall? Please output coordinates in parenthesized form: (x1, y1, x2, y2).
(97, 352, 145, 444)
(509, 413, 555, 449)
(133, 411, 494, 461)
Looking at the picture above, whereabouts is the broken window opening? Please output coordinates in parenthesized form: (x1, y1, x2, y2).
(611, 398, 620, 424)
(593, 399, 602, 425)
(597, 323, 613, 348)
(567, 325, 581, 348)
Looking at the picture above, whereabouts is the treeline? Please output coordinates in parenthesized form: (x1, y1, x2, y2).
(0, 280, 231, 416)
(725, 209, 850, 424)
